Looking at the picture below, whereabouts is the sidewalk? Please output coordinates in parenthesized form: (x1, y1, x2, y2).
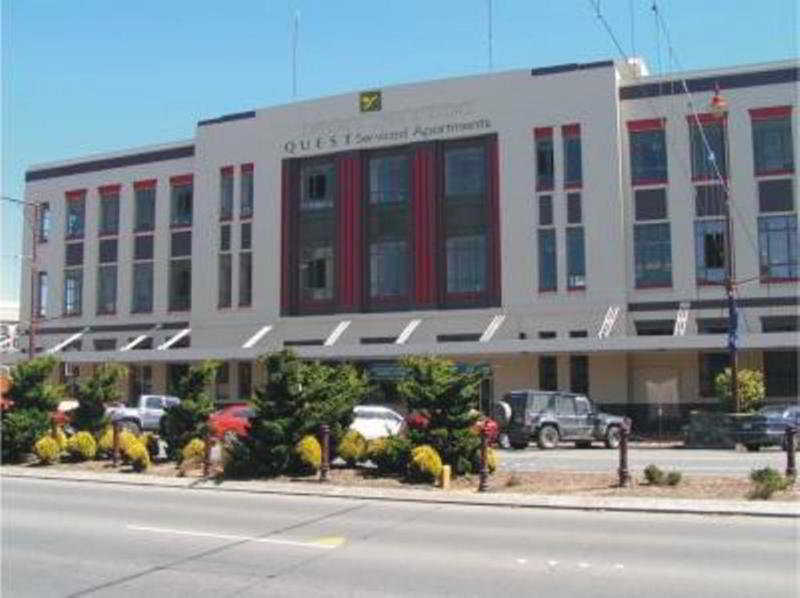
(3, 465, 798, 518)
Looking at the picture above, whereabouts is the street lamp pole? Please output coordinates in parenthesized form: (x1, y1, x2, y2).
(28, 202, 39, 361)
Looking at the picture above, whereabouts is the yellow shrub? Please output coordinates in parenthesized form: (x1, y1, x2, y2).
(67, 431, 97, 461)
(366, 438, 387, 460)
(294, 435, 321, 474)
(126, 440, 150, 472)
(140, 433, 160, 459)
(53, 427, 68, 450)
(408, 444, 443, 483)
(338, 429, 367, 466)
(471, 446, 498, 474)
(119, 430, 139, 455)
(97, 426, 114, 455)
(34, 435, 60, 464)
(181, 438, 206, 463)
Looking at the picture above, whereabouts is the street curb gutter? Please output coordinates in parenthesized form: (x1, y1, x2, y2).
(2, 469, 798, 519)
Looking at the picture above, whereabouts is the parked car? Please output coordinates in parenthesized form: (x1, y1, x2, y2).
(350, 405, 406, 440)
(734, 404, 800, 451)
(500, 390, 627, 450)
(209, 403, 255, 441)
(106, 394, 180, 433)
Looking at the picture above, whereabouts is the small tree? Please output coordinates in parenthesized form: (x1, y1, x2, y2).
(714, 368, 765, 413)
(72, 363, 127, 434)
(160, 360, 220, 460)
(396, 356, 483, 476)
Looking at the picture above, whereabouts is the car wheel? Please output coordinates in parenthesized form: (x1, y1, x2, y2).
(537, 425, 559, 449)
(604, 426, 621, 449)
(574, 440, 592, 449)
(745, 444, 761, 452)
(120, 420, 141, 435)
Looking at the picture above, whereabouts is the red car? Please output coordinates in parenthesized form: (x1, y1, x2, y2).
(209, 403, 254, 440)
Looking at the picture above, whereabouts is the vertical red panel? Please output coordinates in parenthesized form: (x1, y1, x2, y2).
(337, 153, 362, 312)
(413, 144, 437, 308)
(488, 135, 502, 306)
(280, 161, 292, 315)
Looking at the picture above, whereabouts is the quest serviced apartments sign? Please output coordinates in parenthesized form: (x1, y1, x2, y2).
(282, 100, 492, 155)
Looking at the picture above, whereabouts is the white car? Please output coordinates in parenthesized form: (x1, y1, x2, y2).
(349, 405, 406, 440)
(106, 394, 180, 433)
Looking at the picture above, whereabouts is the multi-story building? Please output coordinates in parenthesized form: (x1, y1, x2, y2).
(11, 57, 798, 430)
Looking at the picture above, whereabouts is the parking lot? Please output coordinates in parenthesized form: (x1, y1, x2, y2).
(496, 444, 789, 476)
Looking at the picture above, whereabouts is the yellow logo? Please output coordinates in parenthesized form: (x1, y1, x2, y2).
(359, 90, 381, 113)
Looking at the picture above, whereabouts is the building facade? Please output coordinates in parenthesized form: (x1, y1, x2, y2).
(12, 58, 799, 430)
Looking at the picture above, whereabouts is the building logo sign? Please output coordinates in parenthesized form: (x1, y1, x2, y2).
(359, 90, 382, 113)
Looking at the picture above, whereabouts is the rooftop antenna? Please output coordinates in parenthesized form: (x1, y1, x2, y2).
(487, 0, 493, 71)
(291, 9, 300, 99)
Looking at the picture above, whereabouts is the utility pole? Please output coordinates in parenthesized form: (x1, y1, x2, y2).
(28, 202, 39, 361)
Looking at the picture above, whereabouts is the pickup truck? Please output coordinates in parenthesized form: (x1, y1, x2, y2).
(106, 395, 180, 433)
(498, 390, 627, 449)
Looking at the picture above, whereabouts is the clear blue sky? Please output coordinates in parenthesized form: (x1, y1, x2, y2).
(1, 0, 797, 303)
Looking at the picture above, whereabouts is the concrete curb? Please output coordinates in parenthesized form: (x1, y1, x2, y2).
(2, 467, 798, 519)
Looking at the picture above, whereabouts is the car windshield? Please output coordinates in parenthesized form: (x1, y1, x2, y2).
(354, 409, 400, 422)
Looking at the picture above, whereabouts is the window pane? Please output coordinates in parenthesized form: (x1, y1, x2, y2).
(759, 215, 799, 279)
(539, 356, 557, 391)
(690, 121, 726, 179)
(65, 242, 84, 266)
(132, 262, 153, 313)
(134, 235, 154, 260)
(570, 355, 589, 394)
(566, 227, 585, 289)
(301, 163, 335, 210)
(218, 253, 231, 308)
(240, 168, 254, 218)
(634, 223, 672, 287)
(538, 195, 552, 226)
(567, 193, 582, 224)
(135, 188, 156, 231)
(98, 239, 118, 263)
(36, 272, 48, 318)
(220, 170, 233, 220)
(300, 246, 333, 301)
(694, 219, 726, 283)
(170, 183, 193, 227)
(764, 350, 798, 397)
(171, 231, 191, 257)
(538, 229, 556, 291)
(445, 146, 485, 196)
(239, 252, 252, 307)
(66, 198, 85, 238)
(63, 269, 83, 315)
(369, 155, 410, 204)
(96, 265, 117, 314)
(369, 240, 408, 297)
(99, 194, 120, 235)
(630, 129, 667, 184)
(563, 135, 582, 186)
(446, 235, 486, 293)
(238, 362, 252, 399)
(298, 162, 335, 304)
(758, 179, 794, 213)
(753, 116, 794, 174)
(241, 222, 252, 250)
(169, 259, 191, 311)
(635, 188, 667, 220)
(695, 185, 725, 217)
(220, 225, 231, 252)
(38, 202, 51, 242)
(536, 137, 554, 190)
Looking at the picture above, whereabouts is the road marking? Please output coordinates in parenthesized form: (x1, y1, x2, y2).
(126, 524, 344, 549)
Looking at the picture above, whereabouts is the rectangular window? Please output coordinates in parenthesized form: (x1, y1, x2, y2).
(695, 219, 726, 284)
(758, 179, 794, 213)
(695, 185, 725, 217)
(98, 239, 118, 263)
(239, 252, 252, 307)
(240, 164, 254, 219)
(635, 188, 668, 220)
(539, 356, 558, 391)
(132, 262, 153, 313)
(761, 315, 799, 333)
(566, 193, 582, 224)
(570, 355, 589, 394)
(763, 350, 798, 397)
(36, 272, 48, 318)
(238, 362, 252, 399)
(96, 264, 117, 315)
(168, 259, 191, 311)
(534, 128, 554, 191)
(369, 240, 408, 299)
(129, 365, 153, 396)
(218, 253, 232, 308)
(65, 242, 84, 266)
(99, 192, 120, 236)
(699, 353, 729, 397)
(751, 107, 794, 175)
(240, 222, 252, 250)
(538, 195, 552, 226)
(689, 118, 727, 180)
(134, 235, 154, 260)
(38, 202, 50, 243)
(697, 318, 728, 334)
(171, 231, 191, 257)
(758, 215, 798, 281)
(134, 184, 156, 231)
(566, 227, 585, 290)
(170, 178, 193, 227)
(562, 124, 582, 188)
(65, 193, 85, 238)
(634, 223, 672, 287)
(63, 268, 83, 316)
(445, 235, 486, 294)
(220, 224, 231, 252)
(629, 121, 667, 185)
(220, 167, 233, 221)
(298, 161, 335, 303)
(93, 339, 116, 351)
(634, 320, 674, 336)
(538, 228, 556, 291)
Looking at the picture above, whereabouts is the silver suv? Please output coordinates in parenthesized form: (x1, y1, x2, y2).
(106, 394, 180, 433)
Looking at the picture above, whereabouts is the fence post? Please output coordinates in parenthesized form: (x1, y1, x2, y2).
(320, 424, 330, 482)
(203, 427, 212, 478)
(786, 426, 797, 480)
(618, 418, 631, 488)
(112, 421, 120, 466)
(478, 425, 489, 492)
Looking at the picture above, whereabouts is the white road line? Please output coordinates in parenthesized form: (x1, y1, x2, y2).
(126, 524, 340, 549)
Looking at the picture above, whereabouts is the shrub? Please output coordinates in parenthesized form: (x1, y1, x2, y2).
(644, 464, 665, 485)
(182, 438, 206, 463)
(97, 426, 114, 456)
(67, 431, 97, 461)
(126, 440, 150, 472)
(338, 429, 367, 466)
(369, 435, 412, 476)
(72, 363, 127, 435)
(293, 435, 321, 475)
(34, 435, 60, 464)
(714, 368, 765, 413)
(471, 446, 498, 474)
(408, 445, 443, 483)
(53, 427, 68, 451)
(2, 409, 52, 463)
(119, 429, 139, 460)
(749, 467, 792, 500)
(665, 471, 682, 486)
(222, 437, 255, 479)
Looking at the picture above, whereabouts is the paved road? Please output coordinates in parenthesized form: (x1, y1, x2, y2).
(496, 445, 790, 475)
(2, 478, 797, 597)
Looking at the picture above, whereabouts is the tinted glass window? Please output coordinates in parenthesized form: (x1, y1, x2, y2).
(567, 193, 582, 224)
(145, 397, 162, 409)
(695, 185, 725, 217)
(99, 239, 118, 263)
(171, 231, 191, 257)
(134, 235, 154, 260)
(630, 129, 667, 184)
(758, 179, 794, 213)
(555, 396, 575, 415)
(538, 195, 552, 226)
(635, 188, 667, 221)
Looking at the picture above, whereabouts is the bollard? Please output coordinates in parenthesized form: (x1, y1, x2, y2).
(478, 425, 489, 492)
(618, 419, 631, 488)
(112, 421, 120, 466)
(786, 426, 797, 480)
(320, 424, 330, 482)
(441, 465, 451, 490)
(203, 428, 212, 478)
